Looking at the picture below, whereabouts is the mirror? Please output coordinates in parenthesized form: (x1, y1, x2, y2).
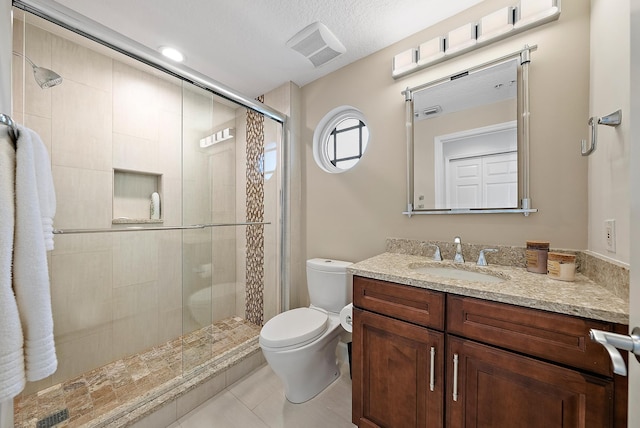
(404, 48, 536, 215)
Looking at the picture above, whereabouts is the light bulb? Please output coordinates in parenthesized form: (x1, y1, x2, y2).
(160, 46, 184, 62)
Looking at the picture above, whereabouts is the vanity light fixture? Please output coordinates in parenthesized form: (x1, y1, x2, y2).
(477, 7, 514, 43)
(391, 0, 560, 78)
(417, 37, 445, 67)
(392, 48, 418, 77)
(514, 0, 559, 29)
(160, 46, 184, 62)
(446, 23, 477, 55)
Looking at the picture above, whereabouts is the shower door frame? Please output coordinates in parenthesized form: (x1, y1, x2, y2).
(1, 1, 291, 426)
(10, 0, 290, 314)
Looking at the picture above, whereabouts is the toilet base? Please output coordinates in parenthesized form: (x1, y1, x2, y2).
(261, 320, 342, 404)
(284, 359, 340, 404)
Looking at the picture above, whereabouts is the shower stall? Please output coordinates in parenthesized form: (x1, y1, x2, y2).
(5, 3, 290, 427)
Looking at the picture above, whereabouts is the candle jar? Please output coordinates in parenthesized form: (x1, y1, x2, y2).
(547, 252, 576, 281)
(526, 241, 550, 274)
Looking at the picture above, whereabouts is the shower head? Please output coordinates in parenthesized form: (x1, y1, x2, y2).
(12, 51, 63, 89)
(31, 65, 63, 89)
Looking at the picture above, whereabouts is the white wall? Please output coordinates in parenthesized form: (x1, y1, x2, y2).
(588, 0, 631, 265)
(628, 0, 640, 423)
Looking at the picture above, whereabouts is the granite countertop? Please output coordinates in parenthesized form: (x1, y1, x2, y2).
(348, 252, 629, 325)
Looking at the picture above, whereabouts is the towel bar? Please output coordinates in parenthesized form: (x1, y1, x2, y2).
(0, 113, 18, 142)
(52, 221, 271, 235)
(581, 109, 622, 156)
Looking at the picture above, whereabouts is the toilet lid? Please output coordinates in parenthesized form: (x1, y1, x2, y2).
(260, 307, 328, 348)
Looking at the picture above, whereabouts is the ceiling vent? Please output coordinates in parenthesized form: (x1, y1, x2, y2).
(286, 22, 346, 68)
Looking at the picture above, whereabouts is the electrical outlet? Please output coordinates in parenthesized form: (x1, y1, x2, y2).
(605, 219, 616, 253)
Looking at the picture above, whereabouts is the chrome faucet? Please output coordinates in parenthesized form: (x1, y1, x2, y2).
(453, 236, 464, 263)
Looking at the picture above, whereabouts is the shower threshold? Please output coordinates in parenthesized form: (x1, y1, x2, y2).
(14, 317, 262, 428)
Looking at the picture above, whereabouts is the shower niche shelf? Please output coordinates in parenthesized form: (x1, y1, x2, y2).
(113, 169, 163, 224)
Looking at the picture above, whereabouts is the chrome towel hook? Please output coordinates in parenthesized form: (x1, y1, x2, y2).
(581, 109, 622, 156)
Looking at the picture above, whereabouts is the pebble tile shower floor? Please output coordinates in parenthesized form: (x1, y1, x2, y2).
(13, 318, 262, 428)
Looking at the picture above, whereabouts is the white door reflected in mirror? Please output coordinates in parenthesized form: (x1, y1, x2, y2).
(429, 121, 517, 209)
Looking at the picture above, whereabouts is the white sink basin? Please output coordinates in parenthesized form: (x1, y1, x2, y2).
(411, 266, 506, 283)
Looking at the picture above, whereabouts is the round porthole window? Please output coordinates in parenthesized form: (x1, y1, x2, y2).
(313, 106, 370, 173)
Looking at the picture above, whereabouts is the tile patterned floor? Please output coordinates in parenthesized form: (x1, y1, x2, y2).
(14, 318, 261, 428)
(167, 360, 356, 428)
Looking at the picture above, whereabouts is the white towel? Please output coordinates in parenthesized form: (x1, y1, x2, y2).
(0, 128, 26, 401)
(31, 130, 56, 250)
(14, 125, 57, 382)
(0, 127, 26, 402)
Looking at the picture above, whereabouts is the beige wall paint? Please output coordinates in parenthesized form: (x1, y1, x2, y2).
(263, 82, 305, 310)
(588, 0, 630, 265)
(301, 0, 590, 266)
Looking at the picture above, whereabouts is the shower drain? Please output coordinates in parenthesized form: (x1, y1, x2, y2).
(36, 408, 69, 428)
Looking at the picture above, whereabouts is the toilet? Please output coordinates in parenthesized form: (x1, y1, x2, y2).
(259, 258, 352, 403)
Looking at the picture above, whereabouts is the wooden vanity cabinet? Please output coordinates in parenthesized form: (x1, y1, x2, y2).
(352, 276, 446, 428)
(352, 276, 628, 428)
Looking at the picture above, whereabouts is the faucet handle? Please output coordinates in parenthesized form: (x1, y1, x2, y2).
(421, 243, 442, 261)
(477, 248, 498, 266)
(430, 244, 442, 261)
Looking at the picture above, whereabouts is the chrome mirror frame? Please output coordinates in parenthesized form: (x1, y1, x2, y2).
(403, 45, 538, 217)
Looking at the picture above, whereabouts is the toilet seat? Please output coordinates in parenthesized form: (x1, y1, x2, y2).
(260, 307, 329, 349)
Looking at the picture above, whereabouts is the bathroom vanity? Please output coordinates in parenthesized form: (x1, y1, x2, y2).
(349, 251, 629, 428)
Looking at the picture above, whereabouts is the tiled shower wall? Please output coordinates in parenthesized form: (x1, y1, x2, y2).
(13, 20, 180, 394)
(10, 15, 276, 397)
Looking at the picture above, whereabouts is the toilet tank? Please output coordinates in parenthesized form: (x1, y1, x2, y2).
(306, 258, 353, 313)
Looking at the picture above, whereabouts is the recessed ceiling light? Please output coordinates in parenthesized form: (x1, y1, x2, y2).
(160, 46, 184, 62)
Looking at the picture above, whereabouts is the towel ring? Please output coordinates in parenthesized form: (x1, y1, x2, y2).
(581, 109, 622, 156)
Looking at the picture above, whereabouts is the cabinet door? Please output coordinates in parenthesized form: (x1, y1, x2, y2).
(353, 307, 444, 428)
(446, 335, 613, 428)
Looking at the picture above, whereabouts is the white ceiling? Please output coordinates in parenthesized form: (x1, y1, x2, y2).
(53, 0, 484, 98)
